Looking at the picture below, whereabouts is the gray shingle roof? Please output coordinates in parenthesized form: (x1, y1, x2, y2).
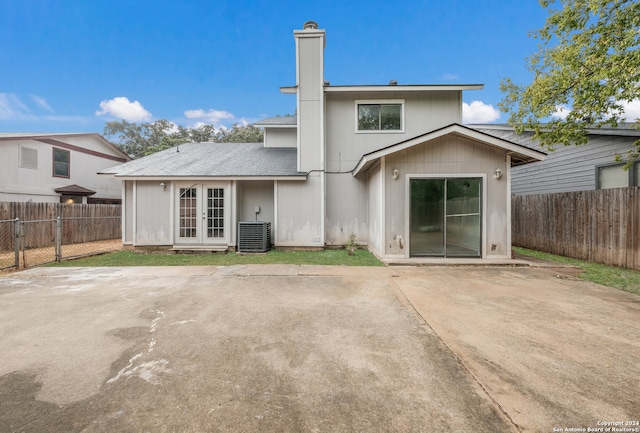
(100, 142, 304, 177)
(254, 116, 297, 126)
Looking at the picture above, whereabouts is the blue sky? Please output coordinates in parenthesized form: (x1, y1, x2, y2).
(1, 0, 552, 133)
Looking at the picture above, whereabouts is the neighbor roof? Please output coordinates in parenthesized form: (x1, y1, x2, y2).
(470, 123, 640, 138)
(0, 132, 131, 161)
(53, 184, 96, 196)
(99, 142, 305, 179)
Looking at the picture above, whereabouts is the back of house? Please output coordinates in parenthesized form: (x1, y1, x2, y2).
(102, 21, 543, 261)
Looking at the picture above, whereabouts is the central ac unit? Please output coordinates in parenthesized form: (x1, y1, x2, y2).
(237, 222, 272, 252)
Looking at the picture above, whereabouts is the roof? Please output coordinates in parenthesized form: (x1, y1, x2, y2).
(0, 132, 131, 161)
(352, 123, 546, 176)
(254, 116, 297, 127)
(99, 142, 306, 179)
(0, 132, 92, 139)
(53, 184, 96, 196)
(469, 123, 640, 138)
(281, 84, 483, 94)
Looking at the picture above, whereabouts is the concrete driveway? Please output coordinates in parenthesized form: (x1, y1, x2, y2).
(0, 265, 638, 433)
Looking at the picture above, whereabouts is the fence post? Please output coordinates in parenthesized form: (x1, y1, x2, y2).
(55, 217, 62, 262)
(13, 218, 20, 270)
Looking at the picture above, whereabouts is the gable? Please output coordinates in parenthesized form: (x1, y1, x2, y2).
(352, 124, 545, 176)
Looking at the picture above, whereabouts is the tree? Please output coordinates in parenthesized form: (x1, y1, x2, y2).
(499, 0, 640, 165)
(104, 120, 216, 158)
(214, 123, 264, 143)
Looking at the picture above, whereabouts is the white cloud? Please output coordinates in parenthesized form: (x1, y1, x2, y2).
(163, 121, 180, 134)
(550, 99, 640, 122)
(29, 94, 53, 112)
(552, 104, 571, 120)
(620, 99, 640, 122)
(462, 101, 500, 123)
(0, 93, 33, 120)
(184, 108, 235, 126)
(96, 96, 152, 122)
(443, 73, 459, 81)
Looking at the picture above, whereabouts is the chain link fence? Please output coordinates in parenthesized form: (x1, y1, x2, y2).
(0, 216, 121, 271)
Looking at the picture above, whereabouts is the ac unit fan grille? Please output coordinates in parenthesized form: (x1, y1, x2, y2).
(237, 222, 271, 252)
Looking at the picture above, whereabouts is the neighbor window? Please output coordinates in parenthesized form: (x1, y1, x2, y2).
(356, 100, 403, 132)
(596, 161, 640, 189)
(20, 146, 38, 169)
(53, 148, 70, 178)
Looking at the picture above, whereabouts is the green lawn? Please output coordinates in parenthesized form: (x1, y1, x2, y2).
(513, 246, 640, 296)
(43, 248, 385, 267)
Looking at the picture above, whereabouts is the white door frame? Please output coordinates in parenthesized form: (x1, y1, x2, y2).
(404, 173, 487, 258)
(174, 182, 230, 245)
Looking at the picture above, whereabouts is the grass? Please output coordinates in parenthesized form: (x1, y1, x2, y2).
(514, 246, 640, 296)
(43, 248, 385, 267)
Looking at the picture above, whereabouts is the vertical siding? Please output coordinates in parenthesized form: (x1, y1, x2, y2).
(325, 173, 368, 246)
(325, 91, 462, 173)
(124, 181, 133, 243)
(367, 164, 383, 256)
(384, 135, 509, 258)
(264, 128, 297, 148)
(297, 33, 324, 173)
(237, 180, 275, 227)
(275, 174, 323, 247)
(134, 181, 171, 245)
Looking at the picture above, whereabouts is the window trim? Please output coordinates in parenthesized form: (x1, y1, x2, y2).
(52, 147, 71, 178)
(595, 160, 639, 189)
(355, 99, 405, 133)
(19, 145, 38, 169)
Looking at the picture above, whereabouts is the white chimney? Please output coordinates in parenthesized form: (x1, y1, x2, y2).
(294, 21, 325, 172)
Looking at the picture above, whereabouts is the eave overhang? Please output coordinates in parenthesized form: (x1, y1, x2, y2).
(281, 84, 484, 94)
(352, 123, 546, 176)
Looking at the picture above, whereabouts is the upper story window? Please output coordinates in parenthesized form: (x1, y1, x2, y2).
(53, 148, 70, 178)
(20, 146, 38, 169)
(356, 100, 404, 132)
(596, 161, 640, 189)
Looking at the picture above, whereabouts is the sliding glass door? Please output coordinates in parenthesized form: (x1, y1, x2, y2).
(410, 178, 482, 257)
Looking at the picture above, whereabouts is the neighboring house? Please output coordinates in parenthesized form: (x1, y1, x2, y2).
(0, 132, 130, 204)
(472, 124, 640, 195)
(101, 21, 544, 260)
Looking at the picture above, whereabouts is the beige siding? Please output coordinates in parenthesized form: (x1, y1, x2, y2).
(134, 181, 171, 245)
(296, 31, 324, 173)
(124, 181, 134, 243)
(325, 173, 367, 246)
(384, 135, 509, 258)
(325, 91, 462, 173)
(275, 173, 323, 247)
(237, 180, 274, 227)
(264, 128, 296, 148)
(367, 164, 383, 256)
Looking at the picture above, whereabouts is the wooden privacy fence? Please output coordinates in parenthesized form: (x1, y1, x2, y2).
(512, 187, 640, 271)
(0, 202, 121, 251)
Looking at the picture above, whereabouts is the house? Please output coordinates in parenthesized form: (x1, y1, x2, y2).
(0, 132, 130, 204)
(471, 124, 640, 195)
(101, 21, 544, 260)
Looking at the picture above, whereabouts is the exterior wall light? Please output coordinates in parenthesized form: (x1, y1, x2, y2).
(160, 182, 167, 191)
(392, 168, 400, 180)
(494, 168, 503, 180)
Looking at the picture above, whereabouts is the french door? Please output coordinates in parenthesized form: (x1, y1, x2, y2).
(176, 183, 228, 244)
(409, 177, 482, 257)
